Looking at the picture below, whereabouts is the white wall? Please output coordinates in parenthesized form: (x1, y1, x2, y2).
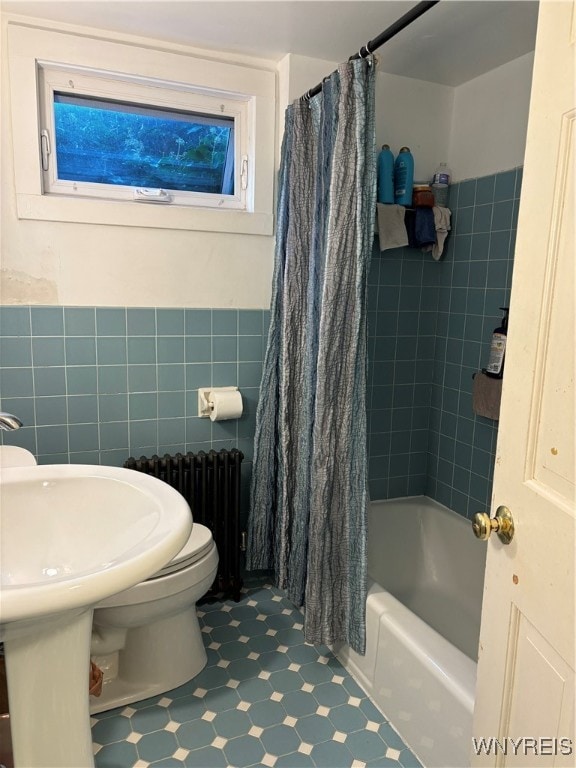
(375, 71, 453, 184)
(276, 53, 338, 142)
(280, 54, 454, 185)
(0, 14, 277, 309)
(282, 53, 339, 104)
(284, 51, 533, 184)
(1, 9, 534, 310)
(448, 52, 535, 181)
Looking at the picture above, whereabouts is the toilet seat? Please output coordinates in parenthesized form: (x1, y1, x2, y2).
(149, 523, 214, 579)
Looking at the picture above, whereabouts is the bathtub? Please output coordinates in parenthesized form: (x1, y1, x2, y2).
(335, 496, 486, 768)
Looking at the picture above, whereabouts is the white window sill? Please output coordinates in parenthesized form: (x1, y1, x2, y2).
(8, 21, 276, 237)
(15, 193, 273, 235)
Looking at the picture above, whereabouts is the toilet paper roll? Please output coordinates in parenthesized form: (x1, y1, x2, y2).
(209, 390, 243, 422)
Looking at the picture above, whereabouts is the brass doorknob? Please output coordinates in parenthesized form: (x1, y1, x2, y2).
(472, 506, 515, 544)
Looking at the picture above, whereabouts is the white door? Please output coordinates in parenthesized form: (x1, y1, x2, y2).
(471, 1, 575, 766)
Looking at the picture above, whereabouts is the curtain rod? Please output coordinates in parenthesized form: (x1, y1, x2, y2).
(301, 0, 441, 100)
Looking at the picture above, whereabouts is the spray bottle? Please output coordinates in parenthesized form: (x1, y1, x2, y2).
(485, 307, 509, 379)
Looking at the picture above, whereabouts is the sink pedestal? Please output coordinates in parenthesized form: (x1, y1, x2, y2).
(0, 461, 193, 765)
(4, 609, 95, 768)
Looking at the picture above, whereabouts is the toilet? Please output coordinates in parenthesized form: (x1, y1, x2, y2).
(90, 522, 218, 714)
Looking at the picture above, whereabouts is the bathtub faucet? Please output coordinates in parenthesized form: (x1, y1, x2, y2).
(0, 412, 23, 431)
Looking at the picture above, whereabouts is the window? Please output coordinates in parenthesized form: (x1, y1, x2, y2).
(8, 23, 275, 234)
(39, 63, 247, 211)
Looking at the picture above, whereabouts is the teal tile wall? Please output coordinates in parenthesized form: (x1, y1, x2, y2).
(0, 307, 269, 523)
(367, 241, 438, 500)
(426, 167, 521, 518)
(367, 166, 522, 518)
(1, 167, 521, 524)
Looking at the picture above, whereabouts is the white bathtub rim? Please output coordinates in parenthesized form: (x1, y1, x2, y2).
(366, 580, 477, 713)
(347, 495, 480, 767)
(369, 493, 467, 519)
(367, 494, 486, 662)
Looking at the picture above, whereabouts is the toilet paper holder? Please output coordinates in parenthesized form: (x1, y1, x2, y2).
(198, 387, 240, 418)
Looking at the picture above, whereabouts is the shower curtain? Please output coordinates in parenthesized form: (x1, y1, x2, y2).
(247, 57, 376, 654)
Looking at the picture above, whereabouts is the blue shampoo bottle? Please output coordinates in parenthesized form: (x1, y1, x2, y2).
(377, 144, 395, 204)
(394, 147, 414, 206)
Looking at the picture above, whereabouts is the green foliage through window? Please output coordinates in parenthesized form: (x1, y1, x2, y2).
(53, 94, 234, 194)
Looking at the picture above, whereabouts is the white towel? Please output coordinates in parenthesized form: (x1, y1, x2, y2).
(376, 203, 408, 251)
(430, 206, 451, 260)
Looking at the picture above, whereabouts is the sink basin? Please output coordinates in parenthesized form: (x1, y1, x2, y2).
(0, 462, 192, 767)
(0, 445, 37, 468)
(1, 464, 192, 624)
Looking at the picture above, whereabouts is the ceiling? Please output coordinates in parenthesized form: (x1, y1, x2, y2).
(1, 0, 539, 86)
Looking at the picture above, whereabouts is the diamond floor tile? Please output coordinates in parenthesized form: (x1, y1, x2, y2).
(92, 583, 422, 767)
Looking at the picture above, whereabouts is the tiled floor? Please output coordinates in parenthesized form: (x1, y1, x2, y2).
(91, 583, 421, 768)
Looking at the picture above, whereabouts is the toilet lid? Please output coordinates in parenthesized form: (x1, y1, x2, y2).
(151, 523, 214, 578)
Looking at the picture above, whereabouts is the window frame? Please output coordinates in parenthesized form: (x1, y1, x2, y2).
(8, 22, 275, 235)
(40, 63, 246, 209)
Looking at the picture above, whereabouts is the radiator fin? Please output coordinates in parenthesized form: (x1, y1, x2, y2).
(124, 449, 244, 601)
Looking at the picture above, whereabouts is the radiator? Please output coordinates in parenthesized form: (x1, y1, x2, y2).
(124, 449, 244, 601)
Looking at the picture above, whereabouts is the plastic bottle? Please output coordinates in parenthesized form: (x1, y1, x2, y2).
(431, 162, 451, 188)
(431, 162, 451, 207)
(485, 307, 509, 379)
(394, 147, 414, 206)
(377, 144, 395, 204)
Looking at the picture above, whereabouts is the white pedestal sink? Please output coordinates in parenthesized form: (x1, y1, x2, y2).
(0, 461, 192, 768)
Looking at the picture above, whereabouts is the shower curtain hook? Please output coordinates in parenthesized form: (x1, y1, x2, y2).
(360, 42, 373, 59)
